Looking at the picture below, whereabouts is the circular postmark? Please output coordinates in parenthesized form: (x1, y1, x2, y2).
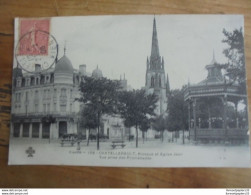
(15, 30, 58, 73)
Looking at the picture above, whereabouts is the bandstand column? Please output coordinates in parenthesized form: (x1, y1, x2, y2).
(208, 101, 212, 129)
(234, 101, 239, 129)
(188, 102, 191, 140)
(192, 98, 197, 141)
(222, 95, 228, 140)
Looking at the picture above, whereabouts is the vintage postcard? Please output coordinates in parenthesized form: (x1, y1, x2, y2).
(9, 15, 250, 167)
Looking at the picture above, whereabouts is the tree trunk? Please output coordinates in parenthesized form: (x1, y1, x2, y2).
(183, 129, 185, 144)
(136, 125, 138, 148)
(97, 112, 100, 150)
(87, 128, 90, 146)
(142, 131, 145, 144)
(161, 131, 164, 142)
(172, 132, 174, 142)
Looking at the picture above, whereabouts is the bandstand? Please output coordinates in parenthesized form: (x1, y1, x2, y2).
(184, 55, 248, 143)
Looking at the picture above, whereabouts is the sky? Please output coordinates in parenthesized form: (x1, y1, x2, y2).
(15, 15, 244, 90)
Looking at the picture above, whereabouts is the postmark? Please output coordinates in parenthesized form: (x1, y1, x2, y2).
(15, 18, 58, 73)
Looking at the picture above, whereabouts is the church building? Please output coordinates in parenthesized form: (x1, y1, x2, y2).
(145, 18, 170, 115)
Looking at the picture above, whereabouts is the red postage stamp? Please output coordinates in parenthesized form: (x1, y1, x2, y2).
(18, 18, 50, 55)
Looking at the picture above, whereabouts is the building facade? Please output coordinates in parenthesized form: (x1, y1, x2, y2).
(11, 51, 130, 140)
(11, 51, 85, 139)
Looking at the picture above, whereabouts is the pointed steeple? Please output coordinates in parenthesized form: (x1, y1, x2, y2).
(151, 17, 160, 58)
(166, 73, 170, 93)
(146, 57, 150, 70)
(210, 49, 217, 64)
(63, 41, 67, 56)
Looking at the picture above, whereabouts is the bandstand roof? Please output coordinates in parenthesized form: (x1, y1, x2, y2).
(184, 54, 246, 101)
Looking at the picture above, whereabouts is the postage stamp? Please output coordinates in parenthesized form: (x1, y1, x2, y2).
(15, 18, 58, 72)
(18, 18, 50, 56)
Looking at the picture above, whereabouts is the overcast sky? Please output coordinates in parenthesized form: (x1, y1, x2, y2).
(16, 15, 244, 90)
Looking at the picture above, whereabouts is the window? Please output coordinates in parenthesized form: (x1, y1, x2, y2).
(43, 104, 46, 113)
(70, 89, 73, 99)
(16, 92, 21, 102)
(35, 90, 38, 98)
(53, 89, 57, 98)
(17, 79, 21, 87)
(47, 103, 50, 113)
(151, 76, 154, 87)
(47, 89, 51, 99)
(60, 88, 67, 103)
(54, 103, 57, 112)
(26, 78, 30, 86)
(61, 88, 67, 97)
(60, 104, 66, 112)
(60, 88, 67, 112)
(25, 91, 29, 101)
(43, 89, 47, 98)
(35, 104, 38, 112)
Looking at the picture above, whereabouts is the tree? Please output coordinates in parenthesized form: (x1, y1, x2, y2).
(166, 88, 188, 143)
(139, 117, 151, 143)
(222, 28, 248, 127)
(152, 115, 166, 142)
(79, 105, 99, 146)
(222, 28, 246, 94)
(118, 89, 158, 148)
(77, 76, 121, 150)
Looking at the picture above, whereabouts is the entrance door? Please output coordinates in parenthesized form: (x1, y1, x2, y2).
(23, 123, 30, 137)
(42, 122, 50, 139)
(13, 123, 20, 137)
(59, 121, 67, 138)
(32, 123, 39, 138)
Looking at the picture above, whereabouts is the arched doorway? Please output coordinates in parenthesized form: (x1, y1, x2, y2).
(59, 121, 67, 138)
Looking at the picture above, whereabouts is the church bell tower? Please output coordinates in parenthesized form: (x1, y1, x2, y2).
(145, 17, 169, 115)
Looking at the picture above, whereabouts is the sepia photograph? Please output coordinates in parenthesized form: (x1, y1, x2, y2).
(8, 15, 250, 167)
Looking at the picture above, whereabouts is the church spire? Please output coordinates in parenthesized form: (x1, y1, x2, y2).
(166, 73, 170, 94)
(151, 17, 160, 58)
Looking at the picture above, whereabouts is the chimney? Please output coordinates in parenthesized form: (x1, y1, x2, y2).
(79, 64, 86, 75)
(35, 64, 41, 72)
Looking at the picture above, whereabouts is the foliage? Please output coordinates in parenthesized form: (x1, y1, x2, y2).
(77, 76, 121, 114)
(139, 117, 151, 142)
(152, 115, 166, 142)
(166, 88, 188, 132)
(118, 89, 158, 147)
(222, 28, 246, 94)
(79, 105, 99, 130)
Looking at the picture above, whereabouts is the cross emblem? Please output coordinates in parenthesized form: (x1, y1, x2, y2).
(26, 146, 35, 157)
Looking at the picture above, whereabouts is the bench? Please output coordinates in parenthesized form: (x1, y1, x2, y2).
(111, 140, 126, 149)
(60, 134, 78, 147)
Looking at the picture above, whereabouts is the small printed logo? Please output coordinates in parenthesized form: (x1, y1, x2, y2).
(26, 146, 35, 157)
